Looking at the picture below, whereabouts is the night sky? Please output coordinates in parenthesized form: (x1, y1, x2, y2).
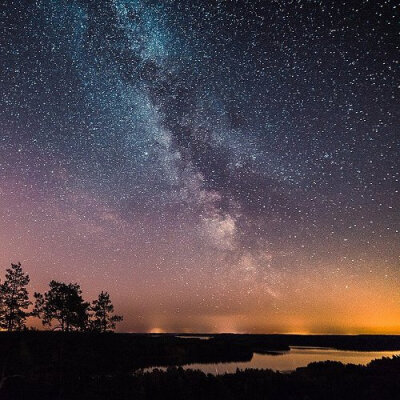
(1, 0, 399, 333)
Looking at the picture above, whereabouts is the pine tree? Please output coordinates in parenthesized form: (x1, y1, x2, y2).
(0, 262, 31, 331)
(90, 291, 123, 332)
(33, 281, 89, 331)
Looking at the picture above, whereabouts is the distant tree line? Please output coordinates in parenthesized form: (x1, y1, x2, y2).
(0, 262, 123, 332)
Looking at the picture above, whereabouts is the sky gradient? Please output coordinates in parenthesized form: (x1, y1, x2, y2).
(1, 0, 399, 333)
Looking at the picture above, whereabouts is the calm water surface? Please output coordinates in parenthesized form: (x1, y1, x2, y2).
(144, 346, 400, 374)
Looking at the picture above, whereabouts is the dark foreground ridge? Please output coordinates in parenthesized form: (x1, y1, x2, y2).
(1, 332, 400, 399)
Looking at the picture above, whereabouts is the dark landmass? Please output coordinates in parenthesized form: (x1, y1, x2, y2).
(213, 333, 400, 351)
(1, 332, 400, 399)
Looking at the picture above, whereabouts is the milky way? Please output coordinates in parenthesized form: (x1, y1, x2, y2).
(1, 0, 399, 333)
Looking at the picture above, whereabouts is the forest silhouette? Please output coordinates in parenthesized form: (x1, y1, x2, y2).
(0, 262, 122, 332)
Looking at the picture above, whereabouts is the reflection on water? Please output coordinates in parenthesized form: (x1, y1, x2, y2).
(175, 335, 211, 340)
(144, 346, 400, 374)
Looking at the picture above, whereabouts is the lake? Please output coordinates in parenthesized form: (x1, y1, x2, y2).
(143, 346, 400, 374)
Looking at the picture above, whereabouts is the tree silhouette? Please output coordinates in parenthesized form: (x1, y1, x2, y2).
(90, 291, 123, 332)
(0, 262, 31, 331)
(33, 281, 89, 332)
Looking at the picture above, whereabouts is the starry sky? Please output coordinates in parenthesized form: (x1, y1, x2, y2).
(1, 0, 399, 333)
